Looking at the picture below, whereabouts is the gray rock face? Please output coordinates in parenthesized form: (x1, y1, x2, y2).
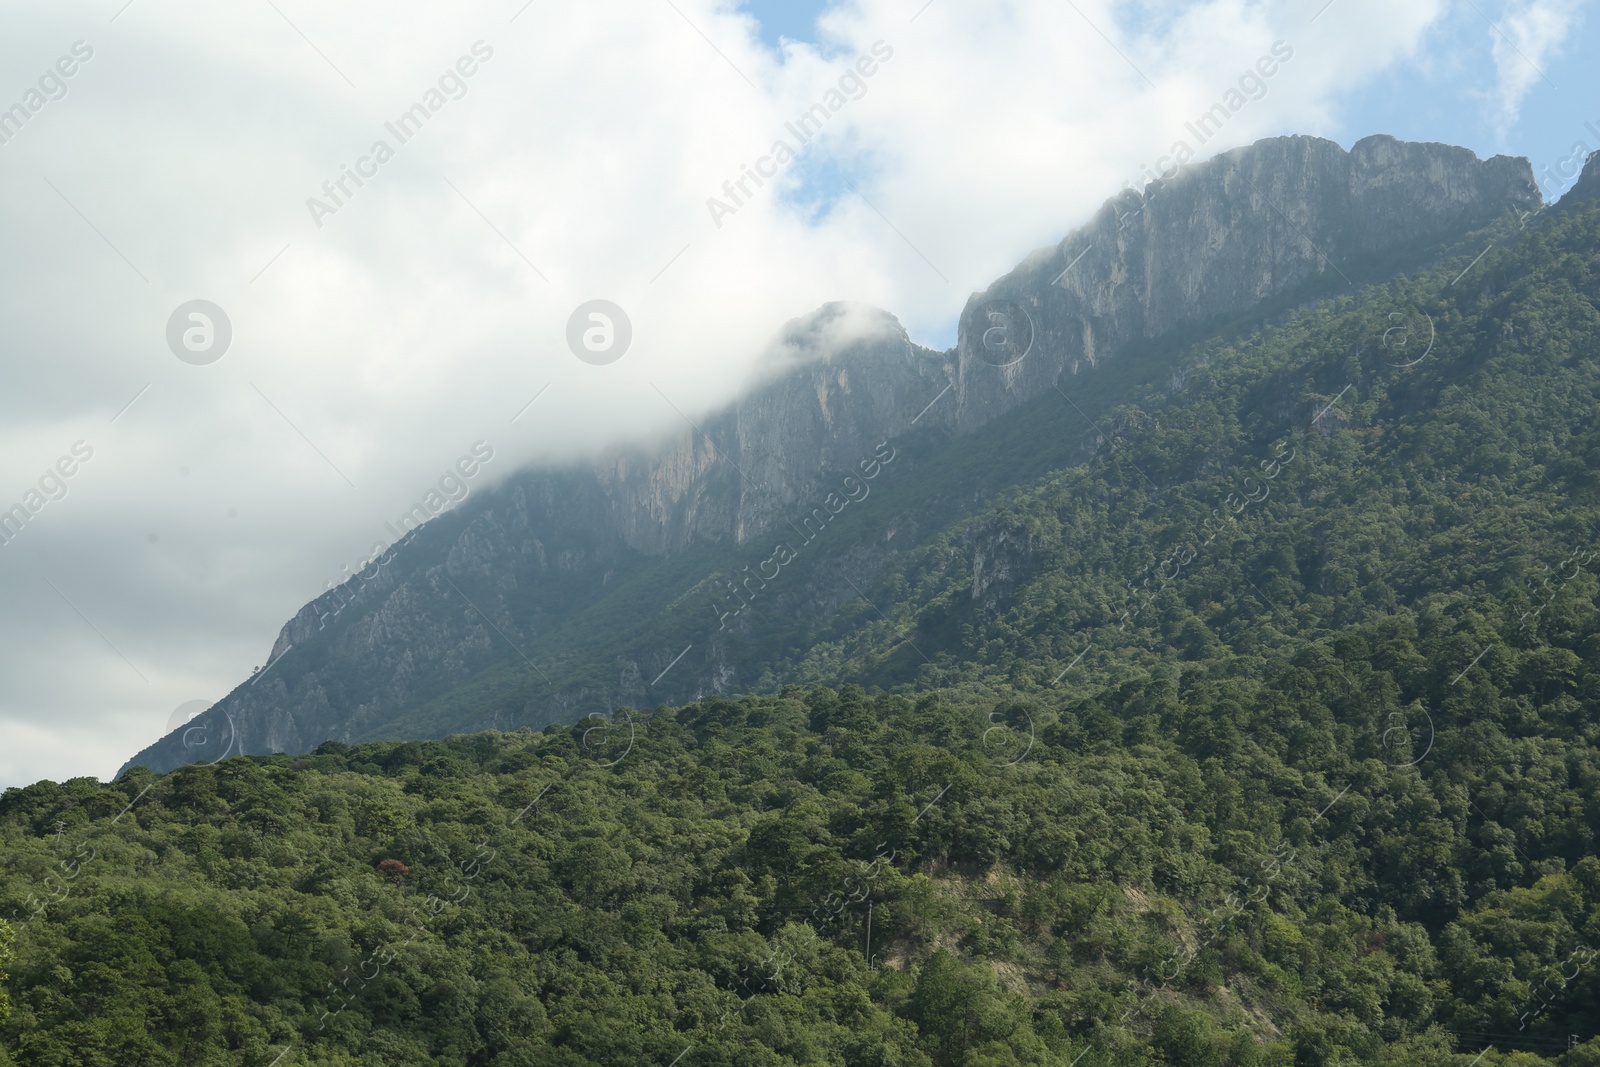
(1562, 151, 1600, 206)
(119, 134, 1538, 777)
(947, 135, 1537, 434)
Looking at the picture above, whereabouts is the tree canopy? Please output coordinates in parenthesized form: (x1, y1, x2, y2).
(5, 180, 1600, 1067)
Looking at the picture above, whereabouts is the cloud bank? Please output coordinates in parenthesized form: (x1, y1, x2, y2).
(0, 0, 1525, 787)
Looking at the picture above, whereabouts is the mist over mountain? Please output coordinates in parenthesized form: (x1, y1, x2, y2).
(119, 134, 1547, 777)
(8, 127, 1600, 1066)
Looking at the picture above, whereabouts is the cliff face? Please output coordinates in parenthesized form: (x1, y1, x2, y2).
(1562, 151, 1600, 206)
(949, 135, 1537, 433)
(120, 134, 1539, 776)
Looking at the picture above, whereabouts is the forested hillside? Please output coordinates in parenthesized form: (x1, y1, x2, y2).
(385, 160, 1600, 743)
(2, 666, 1598, 1066)
(6, 173, 1600, 1066)
(121, 134, 1545, 777)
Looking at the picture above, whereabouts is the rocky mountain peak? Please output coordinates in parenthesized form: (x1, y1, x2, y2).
(1562, 150, 1600, 205)
(946, 134, 1537, 433)
(121, 134, 1541, 776)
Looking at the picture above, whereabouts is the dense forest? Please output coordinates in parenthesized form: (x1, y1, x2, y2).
(4, 189, 1600, 1065)
(2, 668, 1597, 1066)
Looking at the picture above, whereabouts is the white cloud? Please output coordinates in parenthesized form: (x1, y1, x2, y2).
(0, 0, 1453, 787)
(1487, 0, 1583, 133)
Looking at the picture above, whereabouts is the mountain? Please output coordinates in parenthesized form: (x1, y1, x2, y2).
(1566, 149, 1600, 206)
(9, 664, 1600, 1064)
(120, 134, 1543, 776)
(11, 134, 1600, 1067)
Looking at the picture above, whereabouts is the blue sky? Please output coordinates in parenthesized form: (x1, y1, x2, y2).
(4, 0, 1597, 786)
(742, 0, 835, 51)
(1331, 1, 1599, 200)
(743, 0, 1600, 206)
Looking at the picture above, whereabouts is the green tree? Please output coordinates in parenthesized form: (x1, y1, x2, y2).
(0, 918, 12, 1023)
(1153, 1008, 1221, 1067)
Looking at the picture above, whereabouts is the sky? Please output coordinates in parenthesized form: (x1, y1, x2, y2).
(0, 0, 1593, 789)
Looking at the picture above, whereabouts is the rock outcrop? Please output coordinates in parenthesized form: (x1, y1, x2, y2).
(1561, 150, 1600, 207)
(120, 134, 1539, 776)
(949, 135, 1536, 433)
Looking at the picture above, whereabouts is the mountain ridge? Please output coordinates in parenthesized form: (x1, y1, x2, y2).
(120, 133, 1545, 777)
(27, 171, 1600, 1064)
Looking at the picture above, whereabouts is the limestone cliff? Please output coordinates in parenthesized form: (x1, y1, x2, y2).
(119, 134, 1539, 776)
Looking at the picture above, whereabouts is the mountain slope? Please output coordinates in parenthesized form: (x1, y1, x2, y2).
(12, 138, 1600, 1067)
(9, 655, 1600, 1065)
(121, 134, 1541, 775)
